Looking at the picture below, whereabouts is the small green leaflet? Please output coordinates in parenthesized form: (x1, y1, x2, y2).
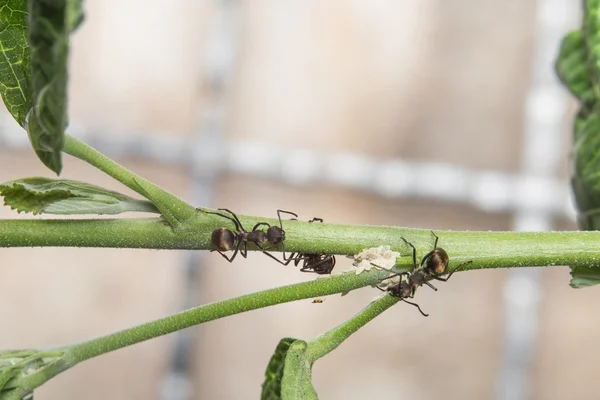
(280, 340, 318, 400)
(570, 266, 600, 288)
(262, 337, 297, 400)
(262, 338, 318, 400)
(0, 177, 159, 215)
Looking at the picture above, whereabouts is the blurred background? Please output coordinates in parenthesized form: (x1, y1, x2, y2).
(0, 0, 589, 399)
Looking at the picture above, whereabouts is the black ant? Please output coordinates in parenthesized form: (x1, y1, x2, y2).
(380, 232, 470, 317)
(284, 218, 336, 274)
(206, 208, 298, 264)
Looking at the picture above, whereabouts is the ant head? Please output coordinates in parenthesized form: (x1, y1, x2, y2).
(211, 227, 236, 251)
(425, 248, 449, 275)
(266, 226, 285, 244)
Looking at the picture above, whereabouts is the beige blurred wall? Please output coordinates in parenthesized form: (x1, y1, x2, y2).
(0, 1, 585, 399)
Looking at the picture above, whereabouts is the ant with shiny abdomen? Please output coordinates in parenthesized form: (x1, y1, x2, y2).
(380, 231, 470, 316)
(206, 208, 298, 264)
(284, 217, 336, 274)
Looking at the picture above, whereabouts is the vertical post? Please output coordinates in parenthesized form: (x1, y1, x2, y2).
(158, 1, 240, 399)
(498, 1, 578, 399)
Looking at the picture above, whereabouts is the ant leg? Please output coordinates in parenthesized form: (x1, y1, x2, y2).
(205, 209, 244, 233)
(252, 240, 290, 265)
(400, 238, 418, 272)
(279, 252, 304, 266)
(214, 250, 236, 263)
(219, 240, 241, 262)
(277, 210, 299, 225)
(217, 208, 245, 232)
(279, 252, 298, 266)
(204, 210, 236, 223)
(301, 256, 327, 273)
(308, 217, 324, 223)
(419, 250, 436, 267)
(377, 269, 409, 284)
(261, 250, 290, 265)
(299, 256, 315, 272)
(431, 230, 439, 249)
(251, 222, 271, 231)
(419, 231, 440, 267)
(239, 241, 249, 258)
(433, 260, 472, 282)
(280, 237, 291, 261)
(424, 281, 439, 291)
(277, 210, 298, 261)
(402, 299, 429, 317)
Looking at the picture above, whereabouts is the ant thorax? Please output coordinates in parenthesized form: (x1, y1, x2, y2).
(407, 269, 429, 288)
(246, 229, 267, 244)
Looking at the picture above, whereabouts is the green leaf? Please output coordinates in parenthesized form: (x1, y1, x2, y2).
(0, 0, 32, 126)
(262, 337, 298, 400)
(557, 1, 600, 287)
(25, 0, 84, 174)
(0, 0, 84, 174)
(0, 177, 159, 215)
(280, 340, 318, 400)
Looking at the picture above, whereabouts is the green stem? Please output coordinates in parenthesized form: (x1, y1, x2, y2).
(0, 218, 198, 249)
(64, 270, 388, 363)
(62, 134, 196, 225)
(2, 270, 396, 397)
(1, 214, 600, 272)
(61, 134, 139, 193)
(305, 294, 399, 362)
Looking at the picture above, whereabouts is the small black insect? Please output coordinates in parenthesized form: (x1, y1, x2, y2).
(381, 231, 469, 316)
(284, 217, 337, 275)
(206, 208, 298, 263)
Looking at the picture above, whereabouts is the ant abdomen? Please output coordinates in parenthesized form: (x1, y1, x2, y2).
(211, 227, 236, 252)
(426, 248, 449, 275)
